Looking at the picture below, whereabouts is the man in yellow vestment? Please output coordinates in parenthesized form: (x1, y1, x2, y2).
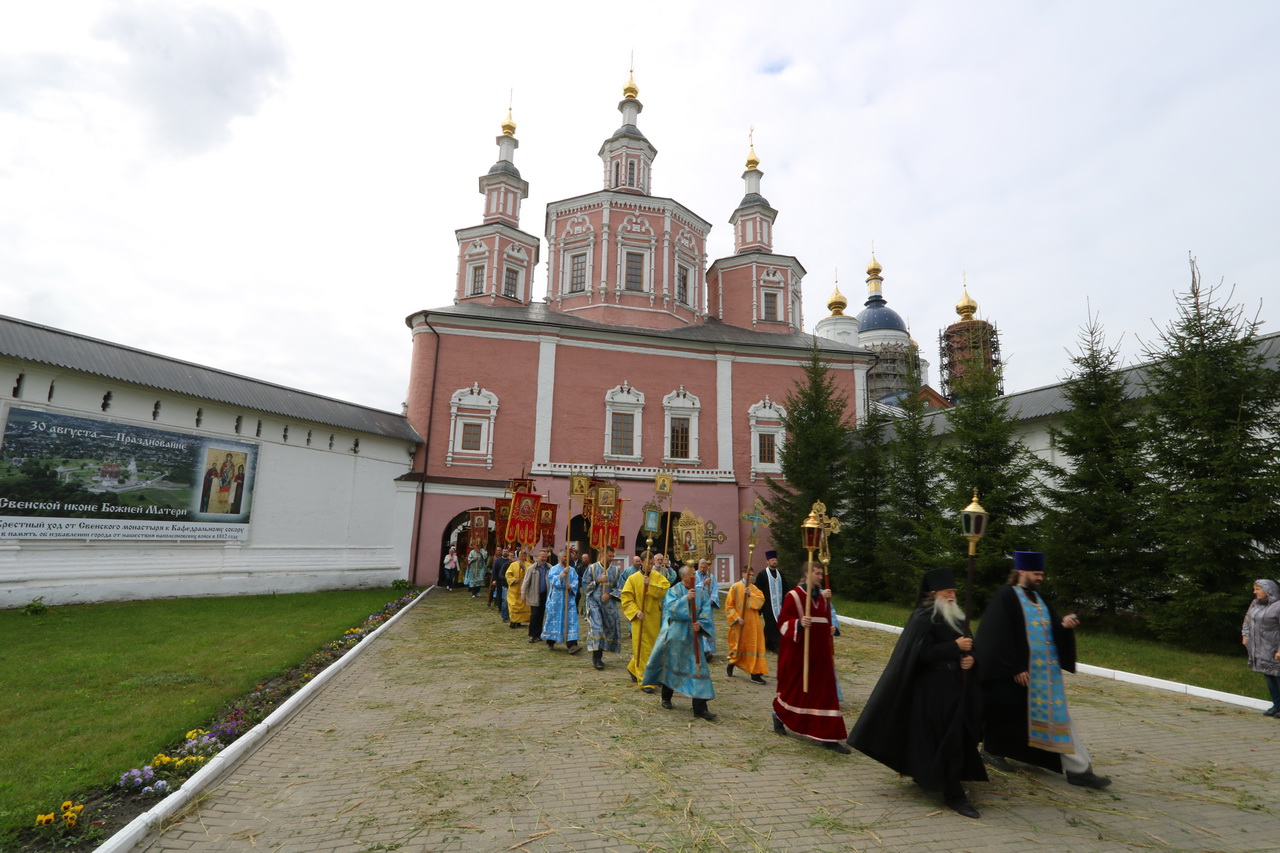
(620, 557, 670, 692)
(505, 549, 531, 629)
(725, 564, 768, 684)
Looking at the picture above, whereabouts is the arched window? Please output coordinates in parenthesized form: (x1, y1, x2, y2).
(627, 161, 636, 187)
(663, 387, 701, 464)
(447, 382, 499, 468)
(748, 397, 786, 480)
(604, 382, 644, 461)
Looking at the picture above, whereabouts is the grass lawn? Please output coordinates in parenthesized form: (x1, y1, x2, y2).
(0, 588, 405, 839)
(833, 595, 1262, 700)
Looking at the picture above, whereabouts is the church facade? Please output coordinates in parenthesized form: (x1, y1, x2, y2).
(403, 76, 871, 585)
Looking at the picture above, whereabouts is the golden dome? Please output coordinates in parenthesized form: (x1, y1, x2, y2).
(827, 284, 848, 316)
(500, 108, 516, 137)
(745, 144, 760, 171)
(623, 70, 639, 99)
(956, 287, 978, 319)
(867, 254, 882, 277)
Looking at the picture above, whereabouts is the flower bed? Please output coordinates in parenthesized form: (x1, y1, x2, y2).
(15, 591, 420, 852)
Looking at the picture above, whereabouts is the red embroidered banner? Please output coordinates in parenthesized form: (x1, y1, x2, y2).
(506, 491, 542, 546)
(468, 510, 490, 551)
(493, 498, 512, 546)
(538, 502, 558, 548)
(589, 502, 621, 549)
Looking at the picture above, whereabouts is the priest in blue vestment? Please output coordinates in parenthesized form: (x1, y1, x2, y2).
(642, 564, 717, 721)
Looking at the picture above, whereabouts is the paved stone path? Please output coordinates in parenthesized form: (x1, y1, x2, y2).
(140, 592, 1278, 852)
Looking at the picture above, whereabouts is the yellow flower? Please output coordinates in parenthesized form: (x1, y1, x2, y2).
(186, 728, 205, 739)
(73, 804, 85, 814)
(63, 813, 78, 828)
(35, 813, 54, 826)
(61, 800, 73, 812)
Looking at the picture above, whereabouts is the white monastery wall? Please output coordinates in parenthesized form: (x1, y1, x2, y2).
(0, 359, 417, 608)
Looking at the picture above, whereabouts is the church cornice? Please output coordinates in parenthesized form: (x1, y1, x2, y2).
(545, 190, 713, 234)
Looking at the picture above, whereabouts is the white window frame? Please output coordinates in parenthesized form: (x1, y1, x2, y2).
(502, 266, 521, 300)
(604, 382, 644, 463)
(568, 251, 588, 293)
(469, 264, 486, 296)
(761, 289, 780, 321)
(447, 382, 499, 468)
(623, 250, 647, 292)
(748, 396, 785, 480)
(662, 386, 701, 465)
(560, 244, 593, 295)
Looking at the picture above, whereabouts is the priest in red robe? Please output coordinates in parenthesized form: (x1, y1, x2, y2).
(771, 562, 850, 753)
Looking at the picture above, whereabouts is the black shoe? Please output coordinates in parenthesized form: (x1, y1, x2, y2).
(628, 672, 637, 683)
(822, 741, 852, 754)
(947, 799, 980, 819)
(642, 686, 654, 694)
(661, 698, 673, 710)
(568, 644, 582, 655)
(694, 708, 718, 722)
(772, 713, 785, 735)
(980, 750, 1014, 772)
(726, 663, 734, 677)
(1264, 707, 1279, 717)
(1066, 770, 1112, 790)
(547, 640, 555, 649)
(592, 656, 604, 671)
(527, 636, 538, 643)
(706, 654, 715, 664)
(750, 674, 767, 684)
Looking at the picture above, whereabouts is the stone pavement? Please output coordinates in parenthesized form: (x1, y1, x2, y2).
(140, 592, 1278, 852)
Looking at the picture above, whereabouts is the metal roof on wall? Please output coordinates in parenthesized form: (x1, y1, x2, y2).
(0, 315, 421, 443)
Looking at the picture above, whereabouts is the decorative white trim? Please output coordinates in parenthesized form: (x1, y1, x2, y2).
(716, 356, 733, 471)
(534, 337, 557, 465)
(531, 460, 736, 483)
(604, 381, 644, 462)
(661, 386, 701, 465)
(748, 396, 786, 481)
(446, 382, 498, 468)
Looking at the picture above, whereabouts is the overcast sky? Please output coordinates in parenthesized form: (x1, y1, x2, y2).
(2, 1, 1276, 413)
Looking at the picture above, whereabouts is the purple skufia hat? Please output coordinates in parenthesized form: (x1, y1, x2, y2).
(764, 550, 778, 560)
(1013, 551, 1045, 572)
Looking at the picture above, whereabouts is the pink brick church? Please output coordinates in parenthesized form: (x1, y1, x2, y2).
(403, 74, 870, 585)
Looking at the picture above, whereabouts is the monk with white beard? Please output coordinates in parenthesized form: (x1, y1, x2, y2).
(847, 567, 987, 819)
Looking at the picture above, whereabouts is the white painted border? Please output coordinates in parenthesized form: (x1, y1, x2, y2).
(97, 588, 430, 853)
(838, 615, 1271, 711)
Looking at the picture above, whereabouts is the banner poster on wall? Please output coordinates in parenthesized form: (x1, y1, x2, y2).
(0, 407, 258, 541)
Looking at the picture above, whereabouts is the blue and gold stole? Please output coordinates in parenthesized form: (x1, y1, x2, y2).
(1014, 585, 1076, 754)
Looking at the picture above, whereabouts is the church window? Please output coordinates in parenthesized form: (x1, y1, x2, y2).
(101, 392, 112, 412)
(352, 438, 360, 453)
(306, 430, 313, 446)
(12, 373, 23, 398)
(503, 267, 520, 299)
(329, 434, 334, 450)
(460, 422, 482, 451)
(610, 413, 635, 456)
(256, 420, 263, 437)
(569, 253, 587, 292)
(233, 414, 241, 433)
(625, 252, 645, 291)
(669, 417, 690, 459)
(604, 382, 644, 462)
(47, 380, 54, 402)
(627, 161, 636, 187)
(662, 387, 701, 465)
(447, 383, 499, 468)
(676, 265, 690, 304)
(613, 162, 620, 187)
(282, 425, 289, 442)
(762, 291, 779, 321)
(195, 407, 203, 427)
(156, 402, 164, 422)
(758, 432, 776, 465)
(470, 264, 485, 296)
(748, 397, 785, 480)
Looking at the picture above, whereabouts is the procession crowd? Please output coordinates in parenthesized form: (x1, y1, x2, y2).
(439, 544, 1134, 819)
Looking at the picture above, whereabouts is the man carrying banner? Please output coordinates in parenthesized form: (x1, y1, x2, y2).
(725, 564, 768, 684)
(754, 550, 787, 652)
(583, 546, 624, 670)
(621, 554, 671, 691)
(974, 551, 1111, 790)
(642, 564, 717, 721)
(542, 552, 581, 653)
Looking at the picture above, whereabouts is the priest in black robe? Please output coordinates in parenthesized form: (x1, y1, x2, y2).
(848, 567, 986, 818)
(753, 550, 787, 653)
(973, 551, 1111, 789)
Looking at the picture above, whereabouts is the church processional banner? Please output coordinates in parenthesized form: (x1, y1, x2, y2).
(538, 502, 557, 548)
(468, 510, 490, 551)
(0, 407, 257, 541)
(505, 491, 541, 546)
(589, 484, 620, 549)
(493, 497, 511, 546)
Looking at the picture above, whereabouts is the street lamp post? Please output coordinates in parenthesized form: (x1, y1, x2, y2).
(960, 489, 988, 633)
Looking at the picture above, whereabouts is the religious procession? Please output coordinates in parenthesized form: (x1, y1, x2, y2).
(439, 474, 1113, 820)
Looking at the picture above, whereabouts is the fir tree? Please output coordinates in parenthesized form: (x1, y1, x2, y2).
(941, 360, 1048, 611)
(1042, 312, 1156, 621)
(878, 365, 949, 604)
(1139, 259, 1280, 646)
(843, 402, 890, 599)
(764, 341, 856, 588)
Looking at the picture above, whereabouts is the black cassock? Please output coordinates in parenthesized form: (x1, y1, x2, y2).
(973, 584, 1077, 772)
(849, 608, 987, 793)
(753, 567, 789, 653)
